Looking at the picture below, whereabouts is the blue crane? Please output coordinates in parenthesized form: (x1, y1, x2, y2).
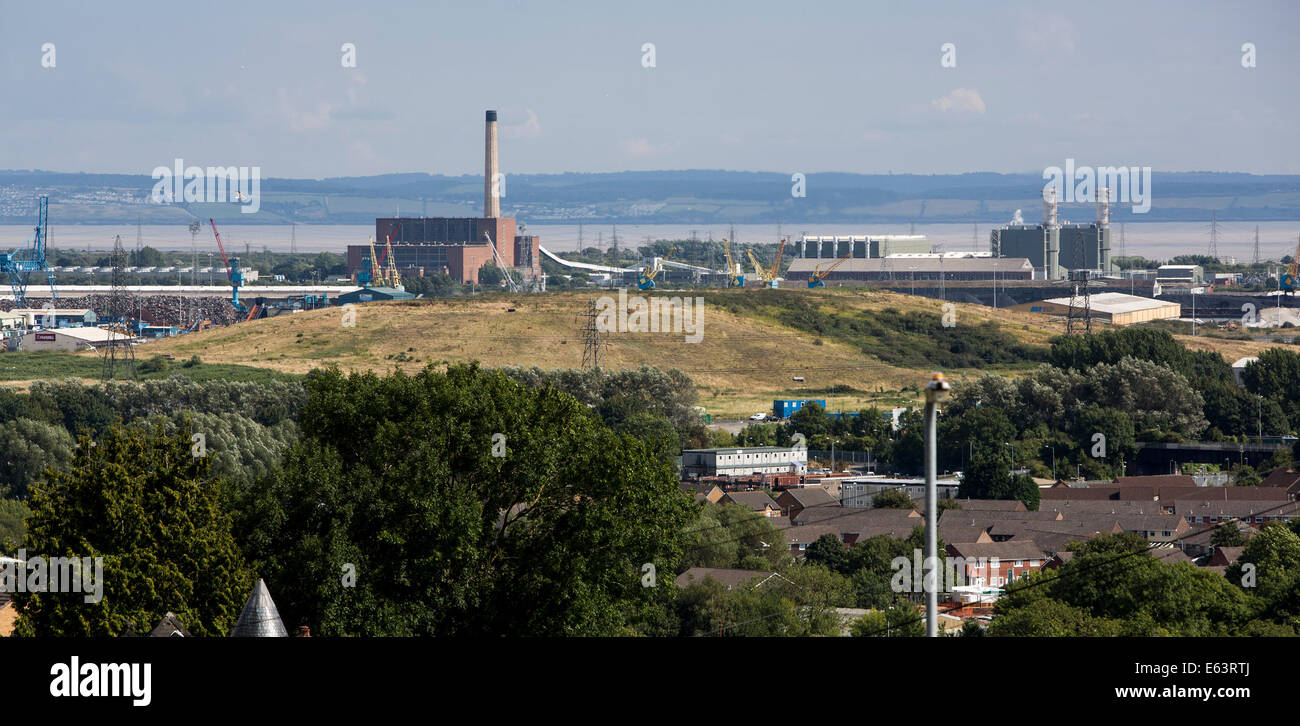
(1, 196, 56, 310)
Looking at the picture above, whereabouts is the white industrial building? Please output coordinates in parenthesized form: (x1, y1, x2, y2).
(680, 446, 808, 477)
(840, 476, 961, 508)
(1010, 292, 1181, 326)
(10, 326, 124, 352)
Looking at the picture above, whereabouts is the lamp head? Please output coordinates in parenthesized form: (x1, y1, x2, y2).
(924, 371, 951, 404)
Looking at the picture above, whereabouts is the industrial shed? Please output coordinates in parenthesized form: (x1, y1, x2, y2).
(784, 256, 1034, 282)
(1011, 292, 1180, 326)
(335, 286, 415, 305)
(10, 326, 123, 352)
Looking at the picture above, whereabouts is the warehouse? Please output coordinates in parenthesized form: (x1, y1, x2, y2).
(10, 326, 121, 352)
(797, 234, 931, 259)
(9, 308, 98, 327)
(336, 286, 415, 305)
(681, 446, 809, 477)
(1011, 292, 1180, 326)
(1155, 265, 1204, 284)
(784, 256, 1034, 282)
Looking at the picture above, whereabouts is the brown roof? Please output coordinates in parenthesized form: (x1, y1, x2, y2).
(941, 510, 1062, 523)
(1041, 487, 1119, 500)
(946, 541, 1048, 561)
(1171, 487, 1289, 502)
(721, 491, 780, 511)
(795, 501, 925, 526)
(778, 487, 837, 508)
(148, 612, 192, 638)
(1150, 547, 1192, 564)
(785, 524, 842, 547)
(948, 499, 1028, 512)
(1113, 475, 1197, 488)
(1260, 468, 1300, 493)
(1041, 500, 1167, 515)
(1211, 546, 1245, 565)
(1174, 499, 1300, 518)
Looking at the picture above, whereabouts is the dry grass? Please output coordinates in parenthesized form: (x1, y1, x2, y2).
(110, 287, 1269, 418)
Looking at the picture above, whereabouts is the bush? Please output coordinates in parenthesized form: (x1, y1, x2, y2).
(139, 355, 169, 374)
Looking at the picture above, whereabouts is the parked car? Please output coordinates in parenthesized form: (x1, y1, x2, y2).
(749, 412, 768, 421)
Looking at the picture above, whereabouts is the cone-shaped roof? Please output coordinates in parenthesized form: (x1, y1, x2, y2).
(229, 578, 288, 637)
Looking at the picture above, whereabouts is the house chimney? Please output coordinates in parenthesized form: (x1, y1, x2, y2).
(484, 110, 500, 218)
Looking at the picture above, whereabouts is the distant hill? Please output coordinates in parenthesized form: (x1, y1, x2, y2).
(1, 169, 1297, 225)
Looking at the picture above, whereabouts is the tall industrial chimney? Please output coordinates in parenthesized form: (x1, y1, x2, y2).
(484, 110, 500, 218)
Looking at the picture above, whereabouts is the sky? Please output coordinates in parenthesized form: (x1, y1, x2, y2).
(0, 0, 1296, 178)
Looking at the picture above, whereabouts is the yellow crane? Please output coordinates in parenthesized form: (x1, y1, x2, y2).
(746, 237, 788, 288)
(767, 237, 787, 287)
(721, 237, 744, 287)
(808, 250, 853, 288)
(384, 235, 402, 289)
(746, 249, 769, 283)
(637, 246, 676, 290)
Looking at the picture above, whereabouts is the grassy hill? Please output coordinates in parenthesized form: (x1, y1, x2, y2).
(19, 286, 1283, 419)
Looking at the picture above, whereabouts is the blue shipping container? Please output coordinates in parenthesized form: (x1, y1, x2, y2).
(772, 399, 827, 418)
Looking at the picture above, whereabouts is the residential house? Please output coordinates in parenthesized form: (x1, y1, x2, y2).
(720, 491, 782, 518)
(1175, 499, 1300, 528)
(1259, 468, 1300, 500)
(945, 541, 1047, 587)
(1205, 546, 1245, 568)
(775, 486, 837, 519)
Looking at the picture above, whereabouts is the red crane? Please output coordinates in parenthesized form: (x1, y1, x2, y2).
(209, 218, 245, 310)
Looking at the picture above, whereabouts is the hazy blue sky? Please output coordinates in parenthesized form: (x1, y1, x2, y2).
(1, 0, 1296, 177)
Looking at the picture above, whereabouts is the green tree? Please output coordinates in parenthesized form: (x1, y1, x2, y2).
(13, 423, 251, 636)
(804, 533, 848, 572)
(872, 488, 914, 510)
(939, 406, 1016, 471)
(477, 262, 504, 286)
(957, 451, 1010, 500)
(850, 606, 924, 637)
(0, 498, 30, 551)
(239, 364, 697, 636)
(1211, 521, 1246, 548)
(0, 417, 74, 499)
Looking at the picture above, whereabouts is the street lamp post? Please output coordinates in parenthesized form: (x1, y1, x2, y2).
(923, 372, 952, 638)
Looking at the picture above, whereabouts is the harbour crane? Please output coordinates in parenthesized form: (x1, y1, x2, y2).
(745, 249, 769, 284)
(1282, 234, 1300, 294)
(808, 250, 853, 288)
(383, 236, 402, 289)
(1, 195, 56, 310)
(637, 246, 676, 290)
(357, 235, 382, 287)
(721, 237, 744, 287)
(374, 222, 404, 288)
(767, 236, 787, 288)
(208, 218, 246, 312)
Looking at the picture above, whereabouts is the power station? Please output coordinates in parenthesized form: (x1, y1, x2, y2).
(989, 188, 1113, 280)
(347, 110, 543, 287)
